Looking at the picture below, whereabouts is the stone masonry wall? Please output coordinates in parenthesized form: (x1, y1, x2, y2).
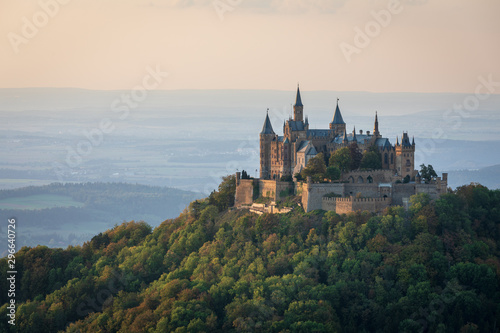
(322, 197, 337, 211)
(302, 183, 345, 212)
(332, 197, 392, 214)
(259, 180, 277, 200)
(335, 198, 353, 214)
(342, 169, 396, 184)
(235, 179, 254, 206)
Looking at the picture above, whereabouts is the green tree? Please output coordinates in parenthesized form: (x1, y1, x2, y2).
(329, 147, 352, 173)
(301, 153, 327, 182)
(360, 151, 382, 170)
(208, 175, 236, 211)
(349, 143, 363, 170)
(420, 164, 438, 183)
(326, 166, 341, 182)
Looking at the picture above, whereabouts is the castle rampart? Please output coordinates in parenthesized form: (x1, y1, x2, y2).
(322, 196, 392, 214)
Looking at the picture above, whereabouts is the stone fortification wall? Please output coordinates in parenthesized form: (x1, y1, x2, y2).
(259, 180, 294, 201)
(259, 180, 278, 199)
(343, 184, 380, 198)
(342, 169, 397, 184)
(392, 183, 416, 206)
(334, 197, 353, 214)
(302, 183, 345, 212)
(235, 177, 295, 207)
(329, 197, 392, 214)
(235, 179, 255, 206)
(274, 181, 295, 200)
(322, 197, 337, 211)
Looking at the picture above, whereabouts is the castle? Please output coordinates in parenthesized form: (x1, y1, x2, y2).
(235, 86, 448, 214)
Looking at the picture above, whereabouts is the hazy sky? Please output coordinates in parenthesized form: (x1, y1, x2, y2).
(1, 0, 499, 93)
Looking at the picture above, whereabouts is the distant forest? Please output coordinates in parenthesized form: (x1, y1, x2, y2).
(1, 181, 499, 332)
(0, 182, 200, 250)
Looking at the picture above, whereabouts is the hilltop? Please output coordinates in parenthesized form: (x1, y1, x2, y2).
(1, 180, 499, 332)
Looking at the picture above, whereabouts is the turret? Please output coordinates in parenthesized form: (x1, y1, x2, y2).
(330, 98, 346, 136)
(395, 132, 416, 180)
(293, 85, 304, 122)
(260, 110, 275, 179)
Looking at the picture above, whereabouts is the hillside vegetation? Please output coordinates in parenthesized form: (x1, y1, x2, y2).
(1, 181, 499, 332)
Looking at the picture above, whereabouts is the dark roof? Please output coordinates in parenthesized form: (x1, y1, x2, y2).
(296, 140, 308, 151)
(288, 120, 305, 131)
(307, 129, 330, 138)
(332, 134, 344, 144)
(331, 101, 345, 125)
(260, 112, 275, 135)
(296, 141, 317, 155)
(375, 138, 392, 149)
(294, 86, 303, 107)
(401, 133, 412, 147)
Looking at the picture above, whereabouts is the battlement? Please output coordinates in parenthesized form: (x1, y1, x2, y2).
(332, 197, 391, 203)
(345, 169, 394, 176)
(331, 195, 392, 214)
(343, 169, 397, 184)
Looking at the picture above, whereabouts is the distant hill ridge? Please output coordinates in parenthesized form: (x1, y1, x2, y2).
(0, 182, 201, 250)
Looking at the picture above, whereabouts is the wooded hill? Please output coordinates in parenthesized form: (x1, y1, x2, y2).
(1, 179, 499, 332)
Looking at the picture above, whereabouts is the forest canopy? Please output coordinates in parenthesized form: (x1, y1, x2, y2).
(1, 183, 499, 332)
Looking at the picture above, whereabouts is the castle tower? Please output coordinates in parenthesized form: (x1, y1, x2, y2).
(395, 132, 416, 179)
(293, 86, 304, 122)
(260, 110, 275, 179)
(373, 111, 380, 137)
(330, 98, 346, 136)
(282, 137, 291, 177)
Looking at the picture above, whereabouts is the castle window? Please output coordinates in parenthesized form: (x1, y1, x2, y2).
(384, 153, 388, 164)
(348, 176, 355, 183)
(406, 159, 411, 167)
(357, 176, 364, 183)
(391, 154, 394, 164)
(367, 176, 373, 183)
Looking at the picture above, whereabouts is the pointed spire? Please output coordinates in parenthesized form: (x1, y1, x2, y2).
(352, 126, 357, 142)
(396, 136, 399, 146)
(294, 85, 303, 107)
(374, 111, 380, 136)
(260, 109, 275, 135)
(331, 98, 345, 125)
(412, 136, 415, 145)
(305, 116, 309, 126)
(343, 129, 348, 143)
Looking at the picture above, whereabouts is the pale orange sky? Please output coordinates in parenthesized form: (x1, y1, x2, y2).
(1, 0, 499, 93)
